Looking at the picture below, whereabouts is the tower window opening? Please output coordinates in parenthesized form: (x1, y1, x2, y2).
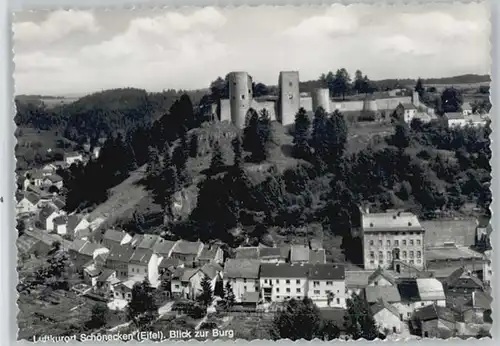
(241, 95, 245, 100)
(288, 94, 293, 100)
(289, 81, 293, 87)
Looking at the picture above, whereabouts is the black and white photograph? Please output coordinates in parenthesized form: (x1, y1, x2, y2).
(13, 2, 492, 342)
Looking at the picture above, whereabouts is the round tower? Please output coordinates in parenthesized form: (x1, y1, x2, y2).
(312, 88, 331, 113)
(361, 97, 379, 121)
(228, 72, 253, 129)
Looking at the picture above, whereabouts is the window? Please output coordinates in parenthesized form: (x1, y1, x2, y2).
(336, 298, 340, 304)
(387, 240, 391, 246)
(264, 279, 268, 284)
(369, 240, 374, 246)
(244, 286, 247, 292)
(407, 312, 411, 318)
(144, 268, 147, 273)
(379, 240, 383, 246)
(370, 260, 375, 265)
(289, 81, 293, 87)
(313, 281, 320, 287)
(421, 302, 424, 307)
(131, 268, 134, 272)
(241, 95, 245, 100)
(276, 288, 280, 293)
(410, 260, 414, 264)
(402, 240, 407, 246)
(395, 240, 399, 246)
(326, 281, 333, 286)
(314, 290, 320, 295)
(244, 278, 247, 283)
(286, 280, 290, 284)
(410, 251, 414, 258)
(175, 285, 180, 289)
(276, 279, 279, 284)
(417, 259, 422, 264)
(392, 327, 397, 333)
(417, 251, 422, 258)
(400, 314, 403, 320)
(296, 288, 301, 293)
(417, 239, 421, 245)
(410, 239, 414, 246)
(403, 251, 407, 258)
(387, 251, 391, 259)
(286, 288, 290, 293)
(296, 280, 300, 284)
(370, 251, 375, 259)
(255, 280, 259, 285)
(378, 251, 383, 259)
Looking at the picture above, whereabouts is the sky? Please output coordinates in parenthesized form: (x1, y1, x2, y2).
(13, 3, 491, 96)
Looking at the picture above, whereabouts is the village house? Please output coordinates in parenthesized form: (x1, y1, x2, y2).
(442, 267, 484, 298)
(105, 245, 135, 280)
(412, 304, 457, 339)
(95, 268, 120, 299)
(260, 263, 309, 303)
(66, 214, 91, 239)
(170, 240, 204, 265)
(68, 239, 110, 269)
(259, 247, 285, 263)
(17, 175, 30, 191)
(112, 278, 140, 302)
(130, 234, 162, 249)
(51, 197, 66, 211)
(17, 229, 59, 257)
(127, 248, 163, 288)
(197, 244, 224, 265)
(235, 246, 260, 260)
(152, 238, 178, 259)
(397, 103, 418, 123)
(16, 191, 40, 215)
(482, 250, 492, 287)
(367, 267, 397, 287)
(158, 257, 183, 276)
(171, 262, 223, 299)
(371, 299, 404, 335)
(361, 210, 425, 271)
(223, 259, 261, 303)
(345, 270, 372, 297)
(307, 264, 346, 308)
(64, 151, 84, 166)
(462, 102, 473, 116)
(100, 229, 132, 249)
(38, 204, 61, 231)
(445, 112, 467, 128)
(393, 278, 446, 321)
(53, 215, 68, 235)
(462, 291, 492, 324)
(92, 146, 101, 159)
(42, 174, 64, 190)
(26, 169, 44, 187)
(42, 163, 58, 176)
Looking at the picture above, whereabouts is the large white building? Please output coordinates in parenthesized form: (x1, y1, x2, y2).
(223, 259, 261, 303)
(361, 210, 425, 271)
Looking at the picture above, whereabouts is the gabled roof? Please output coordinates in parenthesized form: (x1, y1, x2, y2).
(400, 103, 417, 110)
(39, 205, 57, 223)
(471, 291, 492, 310)
(159, 257, 182, 269)
(152, 238, 177, 256)
(224, 259, 260, 279)
(107, 245, 135, 262)
(52, 197, 66, 210)
(69, 239, 88, 253)
(308, 264, 345, 280)
(97, 268, 116, 282)
(443, 267, 465, 287)
(260, 263, 310, 279)
(29, 169, 44, 180)
(103, 229, 128, 243)
(172, 267, 200, 282)
(79, 242, 104, 257)
(235, 247, 259, 259)
(309, 249, 326, 264)
(22, 192, 41, 205)
(67, 214, 86, 232)
(371, 298, 400, 318)
(368, 267, 397, 286)
(129, 248, 154, 265)
(198, 244, 221, 260)
(416, 278, 445, 301)
(414, 304, 456, 323)
(131, 234, 161, 249)
(200, 262, 223, 279)
(362, 211, 423, 233)
(365, 286, 402, 303)
(171, 240, 203, 255)
(53, 215, 67, 226)
(259, 247, 281, 258)
(290, 244, 310, 262)
(46, 174, 63, 183)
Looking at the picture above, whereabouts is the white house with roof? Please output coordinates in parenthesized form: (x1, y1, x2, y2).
(42, 174, 64, 190)
(197, 244, 224, 265)
(38, 205, 63, 231)
(16, 192, 41, 215)
(462, 102, 473, 116)
(397, 103, 418, 123)
(371, 299, 404, 335)
(290, 244, 310, 263)
(361, 210, 425, 271)
(170, 240, 204, 264)
(223, 259, 261, 303)
(260, 263, 309, 303)
(100, 229, 132, 249)
(171, 262, 223, 299)
(127, 248, 163, 288)
(42, 163, 58, 177)
(53, 215, 68, 235)
(307, 264, 346, 308)
(64, 152, 83, 166)
(66, 215, 91, 239)
(482, 250, 492, 286)
(445, 112, 467, 128)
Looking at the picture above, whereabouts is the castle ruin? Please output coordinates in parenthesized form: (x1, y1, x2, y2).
(211, 71, 423, 128)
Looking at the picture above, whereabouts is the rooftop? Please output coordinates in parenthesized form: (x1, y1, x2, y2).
(107, 245, 135, 262)
(362, 211, 423, 232)
(425, 245, 483, 262)
(309, 249, 326, 264)
(152, 238, 177, 256)
(129, 248, 154, 265)
(172, 240, 203, 255)
(103, 229, 129, 243)
(198, 244, 221, 260)
(471, 291, 492, 310)
(368, 268, 397, 286)
(290, 244, 310, 262)
(445, 112, 465, 120)
(365, 286, 402, 303)
(235, 246, 260, 259)
(260, 262, 310, 278)
(371, 299, 400, 318)
(421, 219, 477, 247)
(224, 259, 260, 279)
(414, 304, 456, 323)
(416, 278, 445, 301)
(259, 247, 282, 258)
(397, 280, 421, 302)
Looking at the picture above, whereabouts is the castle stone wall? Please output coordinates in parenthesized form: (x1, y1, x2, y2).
(251, 100, 277, 122)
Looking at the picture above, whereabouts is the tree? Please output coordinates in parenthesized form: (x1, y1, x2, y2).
(270, 297, 322, 340)
(243, 108, 259, 152)
(198, 274, 213, 307)
(476, 328, 492, 339)
(415, 78, 425, 98)
(392, 122, 411, 149)
(292, 108, 312, 160)
(231, 135, 243, 169)
(254, 109, 273, 162)
(333, 68, 351, 99)
(353, 70, 364, 94)
(210, 141, 225, 174)
(320, 320, 341, 340)
(127, 279, 159, 327)
(344, 293, 379, 340)
(189, 133, 199, 158)
(224, 281, 236, 309)
(325, 110, 348, 168)
(88, 303, 109, 329)
(145, 146, 162, 187)
(441, 87, 463, 113)
(253, 82, 269, 97)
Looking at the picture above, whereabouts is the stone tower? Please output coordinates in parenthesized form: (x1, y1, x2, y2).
(361, 97, 379, 121)
(312, 88, 331, 113)
(278, 71, 300, 126)
(412, 90, 420, 109)
(229, 71, 253, 129)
